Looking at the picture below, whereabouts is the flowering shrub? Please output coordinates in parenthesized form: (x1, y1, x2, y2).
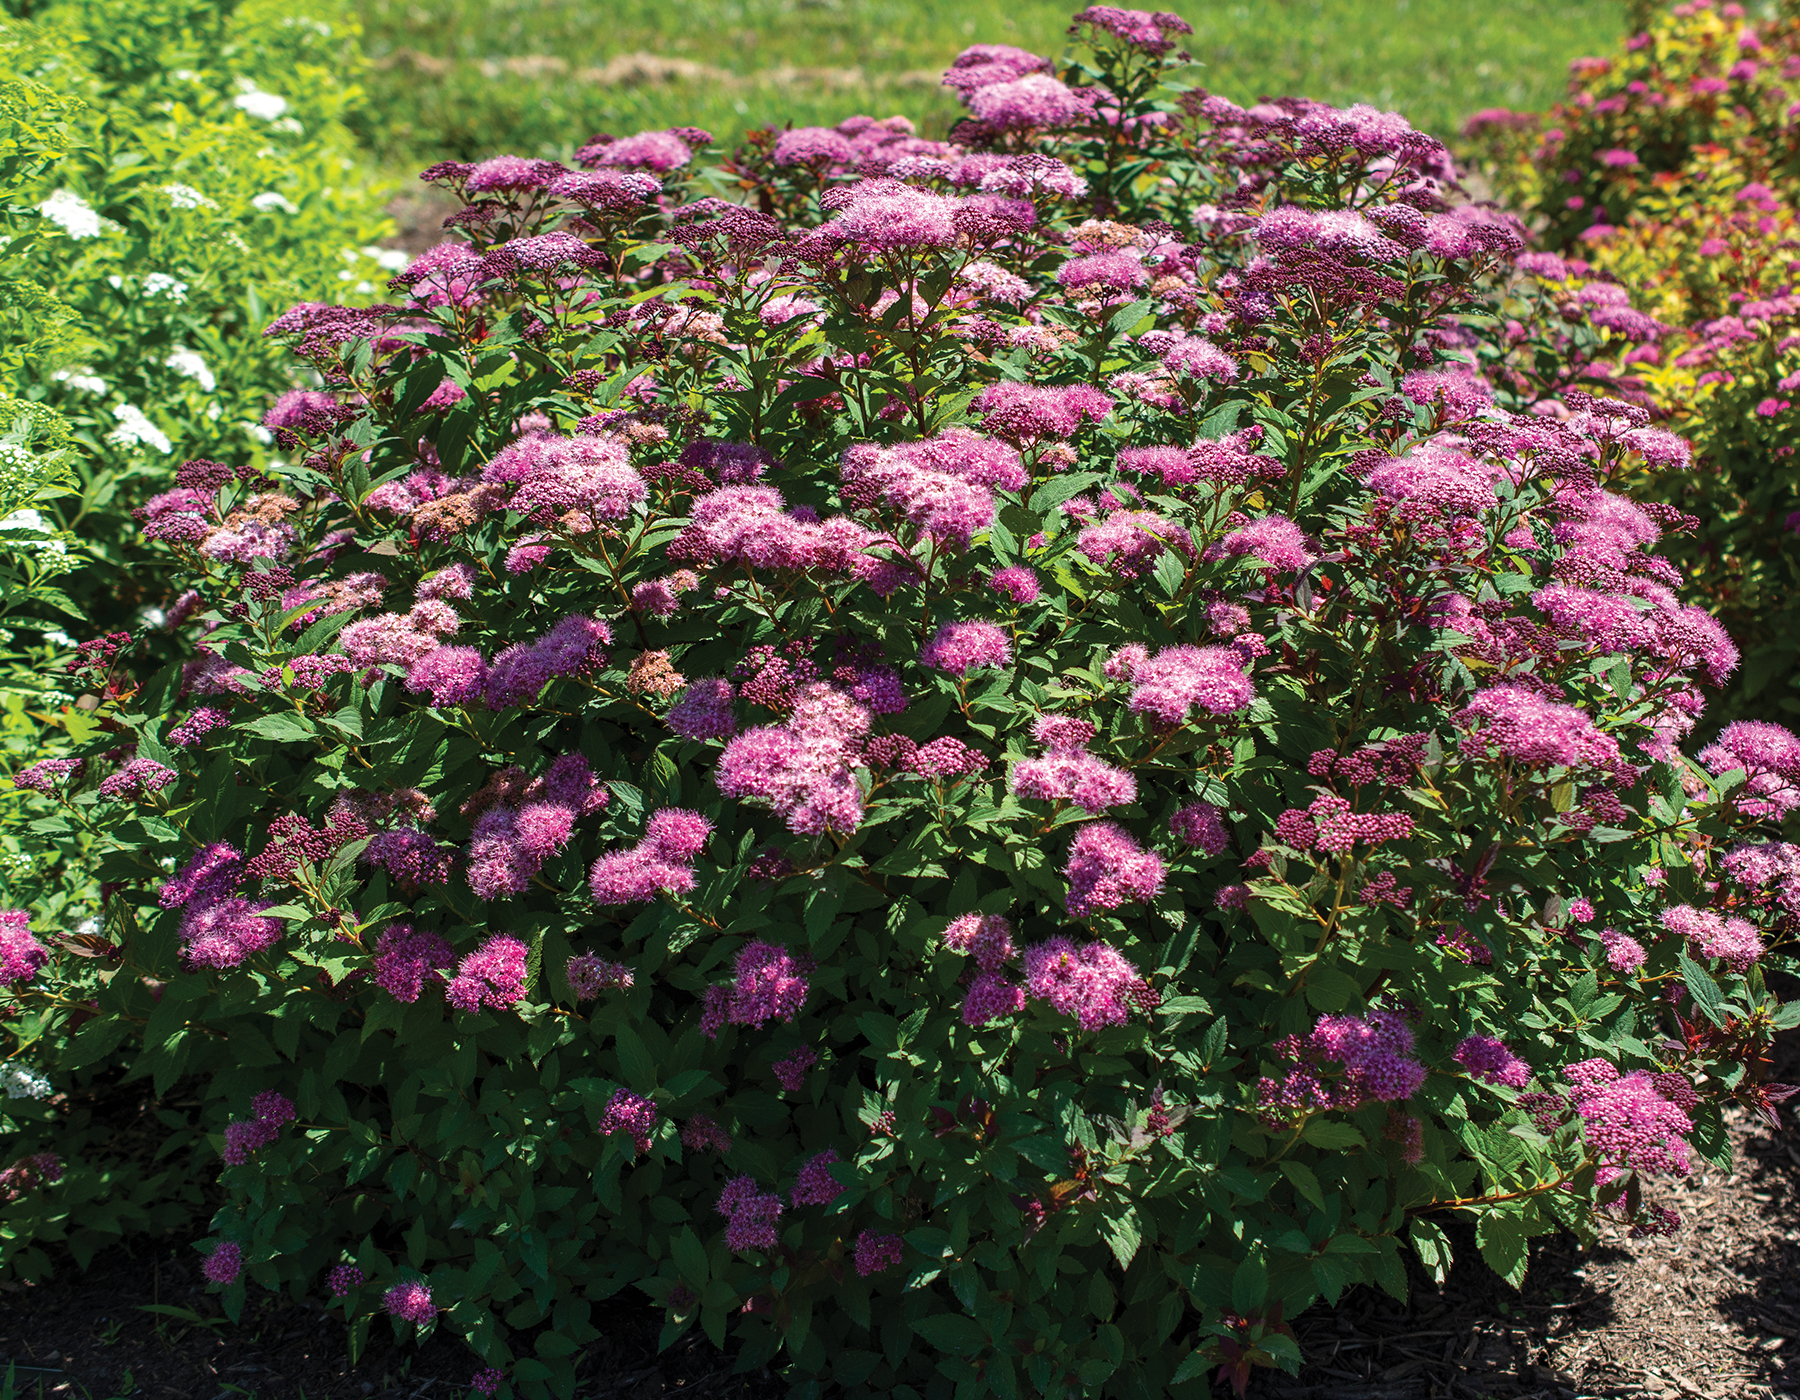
(11, 9, 1798, 1397)
(1466, 0, 1800, 725)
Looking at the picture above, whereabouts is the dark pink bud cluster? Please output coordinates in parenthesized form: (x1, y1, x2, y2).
(1273, 794, 1414, 854)
(0, 1152, 62, 1203)
(12, 757, 80, 792)
(716, 1175, 784, 1253)
(853, 1230, 904, 1276)
(245, 803, 370, 881)
(97, 757, 176, 800)
(327, 1263, 364, 1297)
(598, 1088, 659, 1155)
(222, 1091, 297, 1166)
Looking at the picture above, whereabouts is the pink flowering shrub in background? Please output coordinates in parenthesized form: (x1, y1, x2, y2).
(3, 8, 1797, 1399)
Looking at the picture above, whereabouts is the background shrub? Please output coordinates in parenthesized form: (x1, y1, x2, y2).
(1468, 0, 1800, 730)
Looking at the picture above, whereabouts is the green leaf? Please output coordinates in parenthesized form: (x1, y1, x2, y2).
(1102, 1206, 1141, 1270)
(1278, 1160, 1325, 1212)
(1300, 1119, 1366, 1151)
(1230, 1255, 1267, 1315)
(1678, 950, 1726, 1027)
(244, 712, 317, 745)
(1475, 1210, 1528, 1289)
(613, 1026, 657, 1093)
(909, 1313, 988, 1357)
(671, 1227, 709, 1285)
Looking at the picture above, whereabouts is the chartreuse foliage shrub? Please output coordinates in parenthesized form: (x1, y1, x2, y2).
(1467, 0, 1800, 728)
(7, 8, 1798, 1398)
(0, 0, 395, 626)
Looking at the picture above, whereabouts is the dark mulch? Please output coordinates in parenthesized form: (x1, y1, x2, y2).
(0, 1244, 785, 1400)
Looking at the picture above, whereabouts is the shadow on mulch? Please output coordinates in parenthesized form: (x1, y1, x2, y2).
(0, 1243, 785, 1400)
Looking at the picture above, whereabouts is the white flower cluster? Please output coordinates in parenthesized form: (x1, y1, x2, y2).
(143, 272, 188, 301)
(108, 403, 172, 454)
(1, 1064, 51, 1100)
(37, 190, 104, 239)
(165, 346, 216, 392)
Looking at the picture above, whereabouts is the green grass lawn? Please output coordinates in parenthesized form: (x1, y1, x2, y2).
(354, 0, 1624, 166)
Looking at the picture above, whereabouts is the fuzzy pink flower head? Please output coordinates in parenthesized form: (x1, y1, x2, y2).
(1307, 1010, 1427, 1105)
(1073, 5, 1193, 55)
(1209, 515, 1314, 575)
(587, 848, 694, 906)
(1064, 822, 1165, 917)
(444, 934, 530, 1012)
(405, 646, 486, 707)
(772, 126, 856, 167)
(0, 910, 48, 984)
(586, 129, 693, 172)
(943, 913, 1015, 971)
(327, 1263, 364, 1298)
(772, 1045, 817, 1093)
(1033, 714, 1096, 750)
(1599, 926, 1647, 972)
(961, 970, 1027, 1027)
(384, 1279, 436, 1324)
(988, 566, 1040, 605)
(791, 1148, 846, 1206)
(179, 898, 282, 970)
(919, 621, 1012, 675)
(599, 1088, 660, 1155)
(1661, 905, 1763, 973)
(968, 74, 1095, 132)
(853, 1230, 904, 1276)
(643, 808, 714, 863)
(1170, 802, 1230, 855)
(471, 1368, 506, 1397)
(1454, 1035, 1531, 1088)
(1699, 720, 1800, 817)
(1366, 445, 1498, 519)
(1011, 747, 1138, 814)
(1021, 936, 1148, 1030)
(373, 924, 456, 1003)
(1572, 1070, 1693, 1177)
(1127, 645, 1255, 725)
(667, 678, 738, 742)
(202, 1240, 242, 1286)
(1456, 685, 1621, 772)
(828, 179, 960, 252)
(726, 941, 809, 1030)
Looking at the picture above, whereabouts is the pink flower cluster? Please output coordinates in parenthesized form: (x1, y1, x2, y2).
(222, 1091, 297, 1166)
(839, 430, 1024, 550)
(203, 1240, 243, 1286)
(1456, 685, 1622, 772)
(773, 1046, 818, 1092)
(0, 1152, 61, 1204)
(1169, 801, 1230, 855)
(791, 1148, 846, 1206)
(1453, 1035, 1532, 1088)
(1021, 935, 1152, 1030)
(715, 683, 870, 835)
(1076, 507, 1193, 580)
(702, 941, 810, 1038)
(1722, 841, 1800, 915)
(589, 808, 713, 905)
(1660, 904, 1764, 973)
(668, 484, 895, 588)
(1117, 644, 1255, 724)
(972, 381, 1113, 446)
(1699, 720, 1800, 818)
(854, 1230, 904, 1276)
(372, 924, 456, 1002)
(0, 909, 47, 984)
(919, 621, 1012, 675)
(1010, 722, 1136, 813)
(384, 1279, 437, 1324)
(444, 934, 530, 1013)
(1257, 1011, 1427, 1121)
(480, 431, 647, 526)
(1064, 822, 1165, 917)
(1208, 515, 1314, 575)
(599, 1088, 659, 1155)
(1565, 1059, 1693, 1178)
(566, 953, 633, 1000)
(162, 843, 282, 970)
(680, 1114, 733, 1154)
(466, 754, 610, 899)
(716, 1175, 785, 1253)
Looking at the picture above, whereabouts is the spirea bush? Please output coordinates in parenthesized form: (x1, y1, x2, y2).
(1466, 0, 1800, 726)
(11, 9, 1799, 1397)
